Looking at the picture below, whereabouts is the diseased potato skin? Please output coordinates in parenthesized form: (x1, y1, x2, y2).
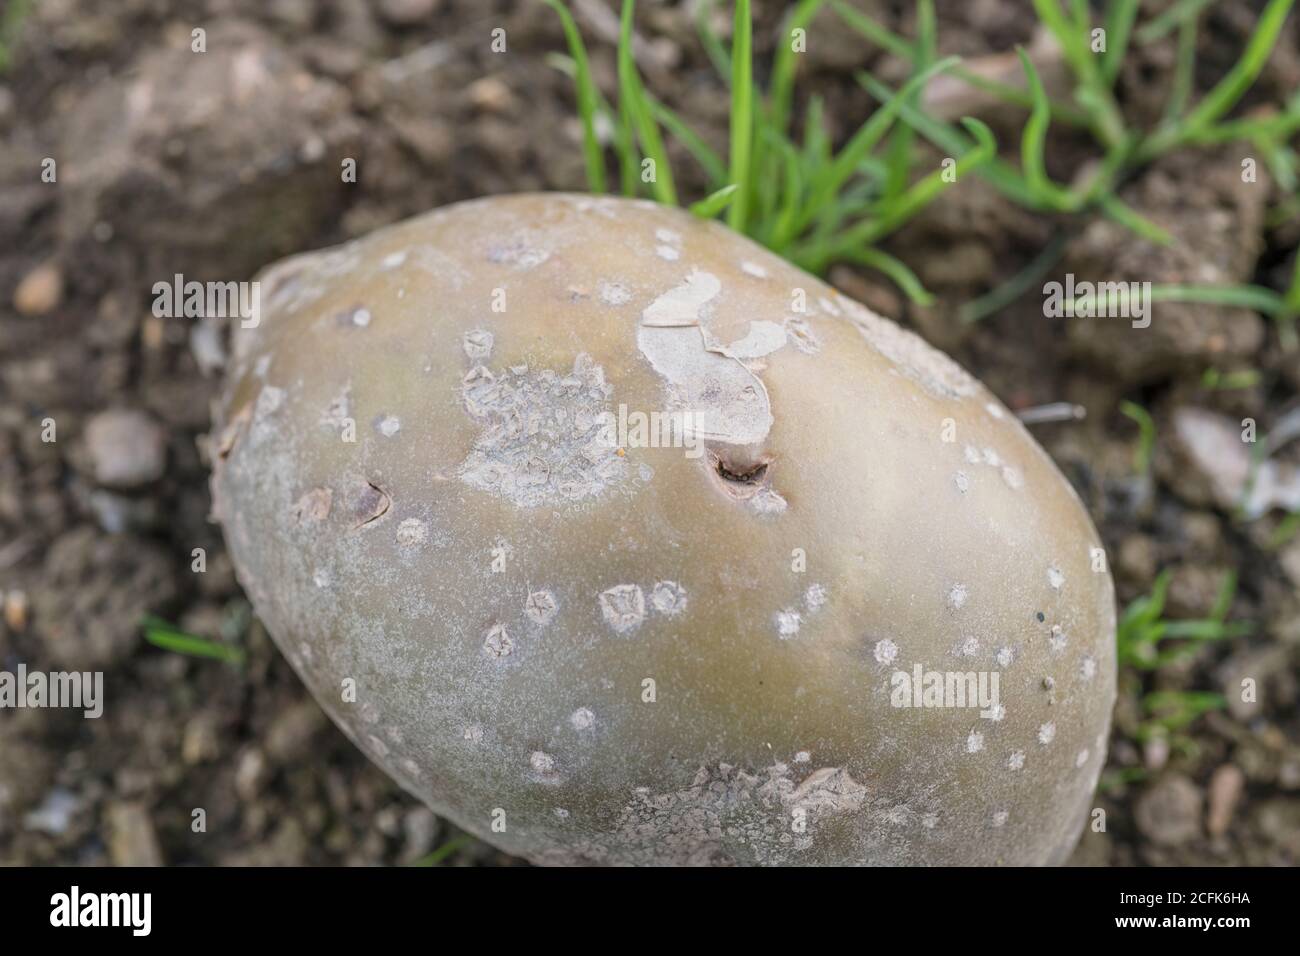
(211, 193, 1116, 865)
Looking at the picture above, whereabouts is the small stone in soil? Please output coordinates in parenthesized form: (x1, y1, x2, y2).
(84, 409, 167, 489)
(14, 262, 64, 316)
(106, 801, 164, 866)
(1205, 764, 1245, 837)
(1134, 774, 1203, 847)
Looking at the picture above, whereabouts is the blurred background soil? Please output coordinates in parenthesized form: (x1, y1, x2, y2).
(0, 0, 1298, 865)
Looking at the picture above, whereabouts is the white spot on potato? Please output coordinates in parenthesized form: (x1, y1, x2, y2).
(947, 584, 968, 610)
(1079, 654, 1097, 681)
(1049, 625, 1067, 652)
(804, 583, 828, 612)
(525, 590, 559, 626)
(395, 518, 427, 546)
(649, 581, 688, 615)
(599, 584, 646, 634)
(529, 751, 557, 776)
(748, 487, 788, 516)
(598, 281, 631, 306)
(783, 316, 820, 354)
(775, 608, 801, 639)
(482, 624, 514, 659)
(463, 328, 494, 359)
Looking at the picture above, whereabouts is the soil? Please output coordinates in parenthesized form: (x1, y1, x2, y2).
(1, 0, 1297, 866)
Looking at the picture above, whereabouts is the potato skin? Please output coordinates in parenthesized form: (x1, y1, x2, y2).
(211, 193, 1115, 865)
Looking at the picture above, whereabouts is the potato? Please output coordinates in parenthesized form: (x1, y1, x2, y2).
(211, 193, 1115, 865)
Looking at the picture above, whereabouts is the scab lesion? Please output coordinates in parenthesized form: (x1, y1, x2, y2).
(705, 446, 786, 517)
(350, 479, 391, 530)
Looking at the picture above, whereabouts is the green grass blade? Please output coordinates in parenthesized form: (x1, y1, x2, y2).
(1017, 47, 1073, 209)
(0, 0, 31, 74)
(858, 74, 1043, 206)
(1255, 138, 1297, 192)
(727, 0, 753, 231)
(142, 616, 245, 665)
(834, 0, 1088, 127)
(1145, 0, 1295, 156)
(767, 133, 805, 251)
(618, 0, 676, 205)
(1163, 14, 1199, 124)
(689, 183, 739, 218)
(870, 116, 996, 235)
(1148, 282, 1288, 313)
(647, 94, 727, 185)
(798, 55, 958, 232)
(1135, 0, 1215, 43)
(1286, 245, 1300, 313)
(1102, 0, 1140, 85)
(694, 0, 731, 82)
(1191, 108, 1300, 145)
(1097, 193, 1173, 244)
(1142, 692, 1227, 733)
(829, 0, 914, 57)
(1267, 510, 1300, 549)
(1031, 0, 1126, 147)
(810, 117, 995, 264)
(1201, 367, 1262, 390)
(751, 106, 780, 239)
(1032, 0, 1090, 81)
(1209, 569, 1239, 622)
(769, 0, 825, 136)
(1119, 400, 1156, 476)
(883, 0, 935, 203)
(844, 247, 934, 305)
(801, 94, 830, 173)
(960, 231, 1069, 323)
(544, 0, 606, 193)
(408, 835, 473, 867)
(948, 66, 1092, 126)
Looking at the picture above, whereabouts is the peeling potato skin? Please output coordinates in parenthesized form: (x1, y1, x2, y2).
(211, 193, 1116, 865)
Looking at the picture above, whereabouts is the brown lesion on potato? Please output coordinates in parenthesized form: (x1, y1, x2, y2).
(713, 456, 768, 486)
(291, 487, 333, 525)
(350, 479, 392, 529)
(705, 444, 788, 516)
(707, 445, 774, 497)
(214, 402, 253, 461)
